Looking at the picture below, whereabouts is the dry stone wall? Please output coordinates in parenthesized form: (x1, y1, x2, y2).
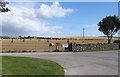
(71, 43, 119, 51)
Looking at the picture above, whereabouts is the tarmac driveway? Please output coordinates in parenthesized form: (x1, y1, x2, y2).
(1, 51, 119, 75)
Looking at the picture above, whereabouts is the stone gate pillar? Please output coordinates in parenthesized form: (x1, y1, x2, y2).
(68, 43, 72, 51)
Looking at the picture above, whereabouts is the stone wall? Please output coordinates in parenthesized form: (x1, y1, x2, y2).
(71, 43, 119, 52)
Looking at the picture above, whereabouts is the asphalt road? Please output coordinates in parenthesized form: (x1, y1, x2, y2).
(1, 51, 119, 75)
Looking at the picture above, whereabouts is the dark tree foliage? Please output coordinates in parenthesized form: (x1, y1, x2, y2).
(0, 1, 10, 12)
(98, 15, 120, 43)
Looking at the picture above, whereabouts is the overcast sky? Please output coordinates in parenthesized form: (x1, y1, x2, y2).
(1, 1, 119, 37)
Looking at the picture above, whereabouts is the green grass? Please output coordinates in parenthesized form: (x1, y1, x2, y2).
(2, 56, 64, 75)
(0, 56, 2, 75)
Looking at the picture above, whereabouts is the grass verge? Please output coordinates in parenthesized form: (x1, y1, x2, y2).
(0, 56, 2, 75)
(79, 49, 120, 52)
(2, 56, 64, 75)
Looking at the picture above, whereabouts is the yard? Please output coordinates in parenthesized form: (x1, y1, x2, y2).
(1, 56, 64, 75)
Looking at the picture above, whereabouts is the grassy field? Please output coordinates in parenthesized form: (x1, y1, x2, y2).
(1, 36, 118, 52)
(0, 56, 2, 75)
(2, 56, 64, 75)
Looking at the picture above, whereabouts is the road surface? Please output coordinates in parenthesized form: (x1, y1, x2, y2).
(1, 51, 119, 75)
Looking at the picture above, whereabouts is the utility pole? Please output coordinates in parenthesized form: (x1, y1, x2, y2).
(83, 28, 85, 43)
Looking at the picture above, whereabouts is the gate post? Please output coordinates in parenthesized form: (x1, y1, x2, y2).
(68, 43, 72, 51)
